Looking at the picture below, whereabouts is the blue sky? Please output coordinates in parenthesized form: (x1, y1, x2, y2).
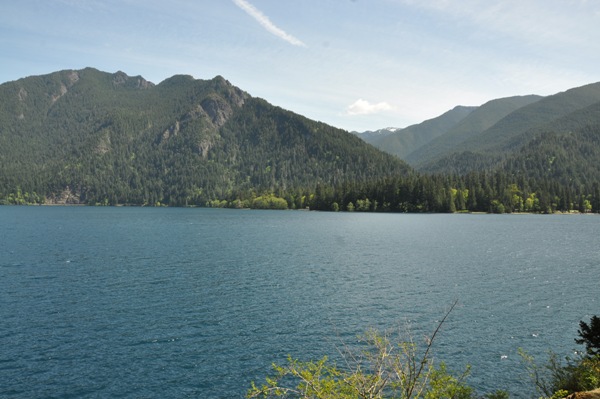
(2, 0, 599, 132)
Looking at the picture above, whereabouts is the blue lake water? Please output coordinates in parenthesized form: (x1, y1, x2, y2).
(1, 207, 598, 398)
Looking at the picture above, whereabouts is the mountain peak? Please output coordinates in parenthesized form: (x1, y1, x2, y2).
(111, 70, 154, 89)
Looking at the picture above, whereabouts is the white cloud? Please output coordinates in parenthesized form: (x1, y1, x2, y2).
(232, 0, 306, 47)
(346, 99, 393, 115)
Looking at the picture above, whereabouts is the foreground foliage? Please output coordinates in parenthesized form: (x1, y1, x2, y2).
(520, 351, 600, 398)
(250, 310, 600, 399)
(247, 301, 477, 399)
(520, 315, 600, 398)
(576, 316, 600, 357)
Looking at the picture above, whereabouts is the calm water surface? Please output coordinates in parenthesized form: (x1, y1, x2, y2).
(0, 207, 598, 398)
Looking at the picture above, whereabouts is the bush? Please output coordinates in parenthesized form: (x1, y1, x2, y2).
(252, 194, 289, 210)
(247, 301, 478, 399)
(520, 315, 600, 398)
(483, 390, 510, 399)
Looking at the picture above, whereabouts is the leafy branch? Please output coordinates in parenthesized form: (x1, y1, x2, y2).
(247, 300, 472, 399)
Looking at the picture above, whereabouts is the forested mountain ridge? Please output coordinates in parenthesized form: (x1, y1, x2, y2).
(405, 95, 543, 167)
(0, 68, 411, 207)
(2, 68, 600, 213)
(357, 82, 600, 178)
(416, 82, 600, 173)
(362, 106, 476, 159)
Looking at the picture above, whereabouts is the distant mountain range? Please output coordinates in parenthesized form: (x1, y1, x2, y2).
(357, 82, 600, 178)
(356, 105, 477, 159)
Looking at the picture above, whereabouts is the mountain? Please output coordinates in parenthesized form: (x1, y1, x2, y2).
(2, 68, 600, 214)
(405, 95, 543, 167)
(352, 127, 400, 146)
(0, 68, 411, 206)
(417, 82, 600, 173)
(359, 106, 476, 159)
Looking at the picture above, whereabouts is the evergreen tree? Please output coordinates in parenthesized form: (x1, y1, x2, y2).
(575, 315, 600, 356)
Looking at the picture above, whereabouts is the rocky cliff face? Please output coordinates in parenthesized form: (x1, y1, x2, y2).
(156, 74, 249, 161)
(203, 75, 248, 126)
(112, 70, 154, 89)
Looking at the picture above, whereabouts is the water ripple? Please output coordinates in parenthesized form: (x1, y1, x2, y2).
(1, 208, 598, 398)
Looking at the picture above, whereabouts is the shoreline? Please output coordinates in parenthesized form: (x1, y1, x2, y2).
(2, 203, 597, 215)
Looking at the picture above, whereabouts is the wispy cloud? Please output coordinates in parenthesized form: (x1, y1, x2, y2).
(232, 0, 306, 47)
(399, 0, 599, 50)
(346, 99, 393, 115)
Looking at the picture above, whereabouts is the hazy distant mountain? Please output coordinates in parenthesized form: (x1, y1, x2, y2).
(0, 68, 410, 206)
(417, 82, 600, 173)
(405, 95, 543, 168)
(358, 106, 476, 159)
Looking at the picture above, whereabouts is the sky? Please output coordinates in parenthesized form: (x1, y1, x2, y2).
(1, 0, 600, 132)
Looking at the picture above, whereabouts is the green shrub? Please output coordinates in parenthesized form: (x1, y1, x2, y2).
(520, 349, 600, 397)
(247, 301, 478, 399)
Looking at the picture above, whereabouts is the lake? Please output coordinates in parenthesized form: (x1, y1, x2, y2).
(0, 207, 598, 398)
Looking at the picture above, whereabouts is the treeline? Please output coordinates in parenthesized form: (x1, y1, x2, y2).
(199, 171, 600, 213)
(3, 163, 600, 213)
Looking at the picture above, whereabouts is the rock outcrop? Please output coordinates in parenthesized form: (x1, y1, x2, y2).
(565, 388, 600, 399)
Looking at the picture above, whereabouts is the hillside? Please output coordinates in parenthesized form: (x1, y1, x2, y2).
(504, 101, 600, 186)
(0, 68, 411, 207)
(510, 130, 600, 184)
(418, 82, 600, 173)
